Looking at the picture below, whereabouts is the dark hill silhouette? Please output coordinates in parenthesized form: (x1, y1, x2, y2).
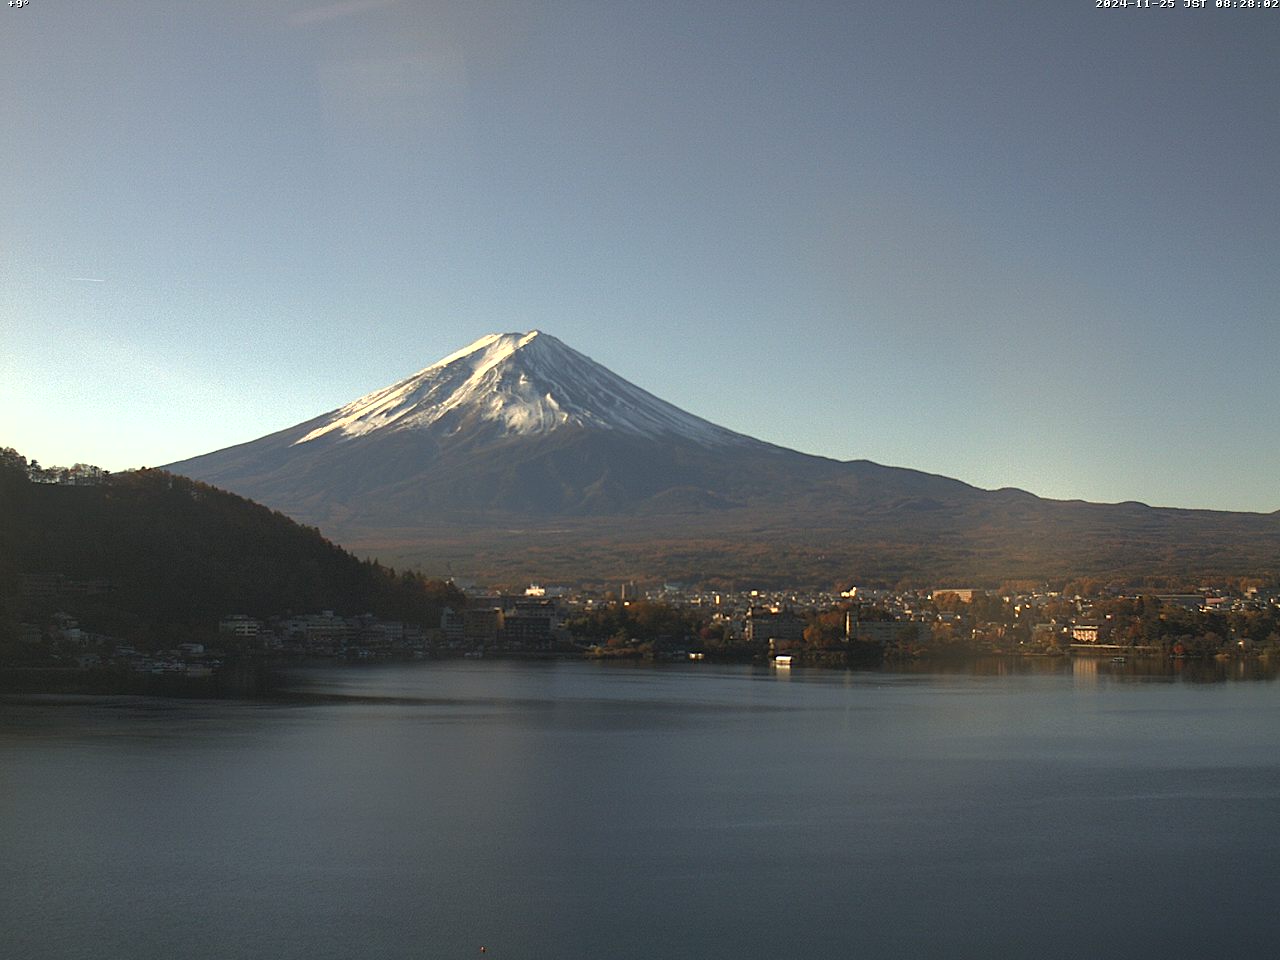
(0, 453, 462, 647)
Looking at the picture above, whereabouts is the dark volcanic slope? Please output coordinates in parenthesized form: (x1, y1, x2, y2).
(166, 331, 1280, 585)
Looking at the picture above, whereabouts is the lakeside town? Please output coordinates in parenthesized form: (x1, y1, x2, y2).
(13, 576, 1280, 686)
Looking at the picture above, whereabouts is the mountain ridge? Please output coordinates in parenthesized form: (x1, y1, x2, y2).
(165, 331, 1280, 585)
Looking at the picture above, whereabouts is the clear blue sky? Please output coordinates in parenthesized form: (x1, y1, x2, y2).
(4, 1, 1277, 512)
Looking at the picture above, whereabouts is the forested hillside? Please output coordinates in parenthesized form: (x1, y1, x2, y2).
(0, 448, 462, 649)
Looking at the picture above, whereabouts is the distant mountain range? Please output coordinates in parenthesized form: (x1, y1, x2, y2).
(166, 331, 1280, 587)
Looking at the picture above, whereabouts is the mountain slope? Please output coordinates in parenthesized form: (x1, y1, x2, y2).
(165, 331, 1280, 585)
(0, 460, 463, 647)
(296, 330, 752, 449)
(169, 331, 974, 519)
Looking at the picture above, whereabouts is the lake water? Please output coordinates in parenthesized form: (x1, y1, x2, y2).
(3, 659, 1280, 959)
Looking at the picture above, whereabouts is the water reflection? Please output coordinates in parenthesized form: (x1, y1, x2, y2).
(885, 654, 1279, 683)
(1073, 655, 1099, 685)
(4, 660, 1280, 960)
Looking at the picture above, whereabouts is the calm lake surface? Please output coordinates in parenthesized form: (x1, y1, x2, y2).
(4, 659, 1280, 960)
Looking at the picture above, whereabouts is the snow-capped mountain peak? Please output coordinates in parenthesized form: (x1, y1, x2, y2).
(293, 330, 748, 447)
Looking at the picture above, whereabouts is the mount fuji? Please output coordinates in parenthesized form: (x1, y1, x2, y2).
(291, 330, 750, 450)
(166, 331, 1280, 585)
